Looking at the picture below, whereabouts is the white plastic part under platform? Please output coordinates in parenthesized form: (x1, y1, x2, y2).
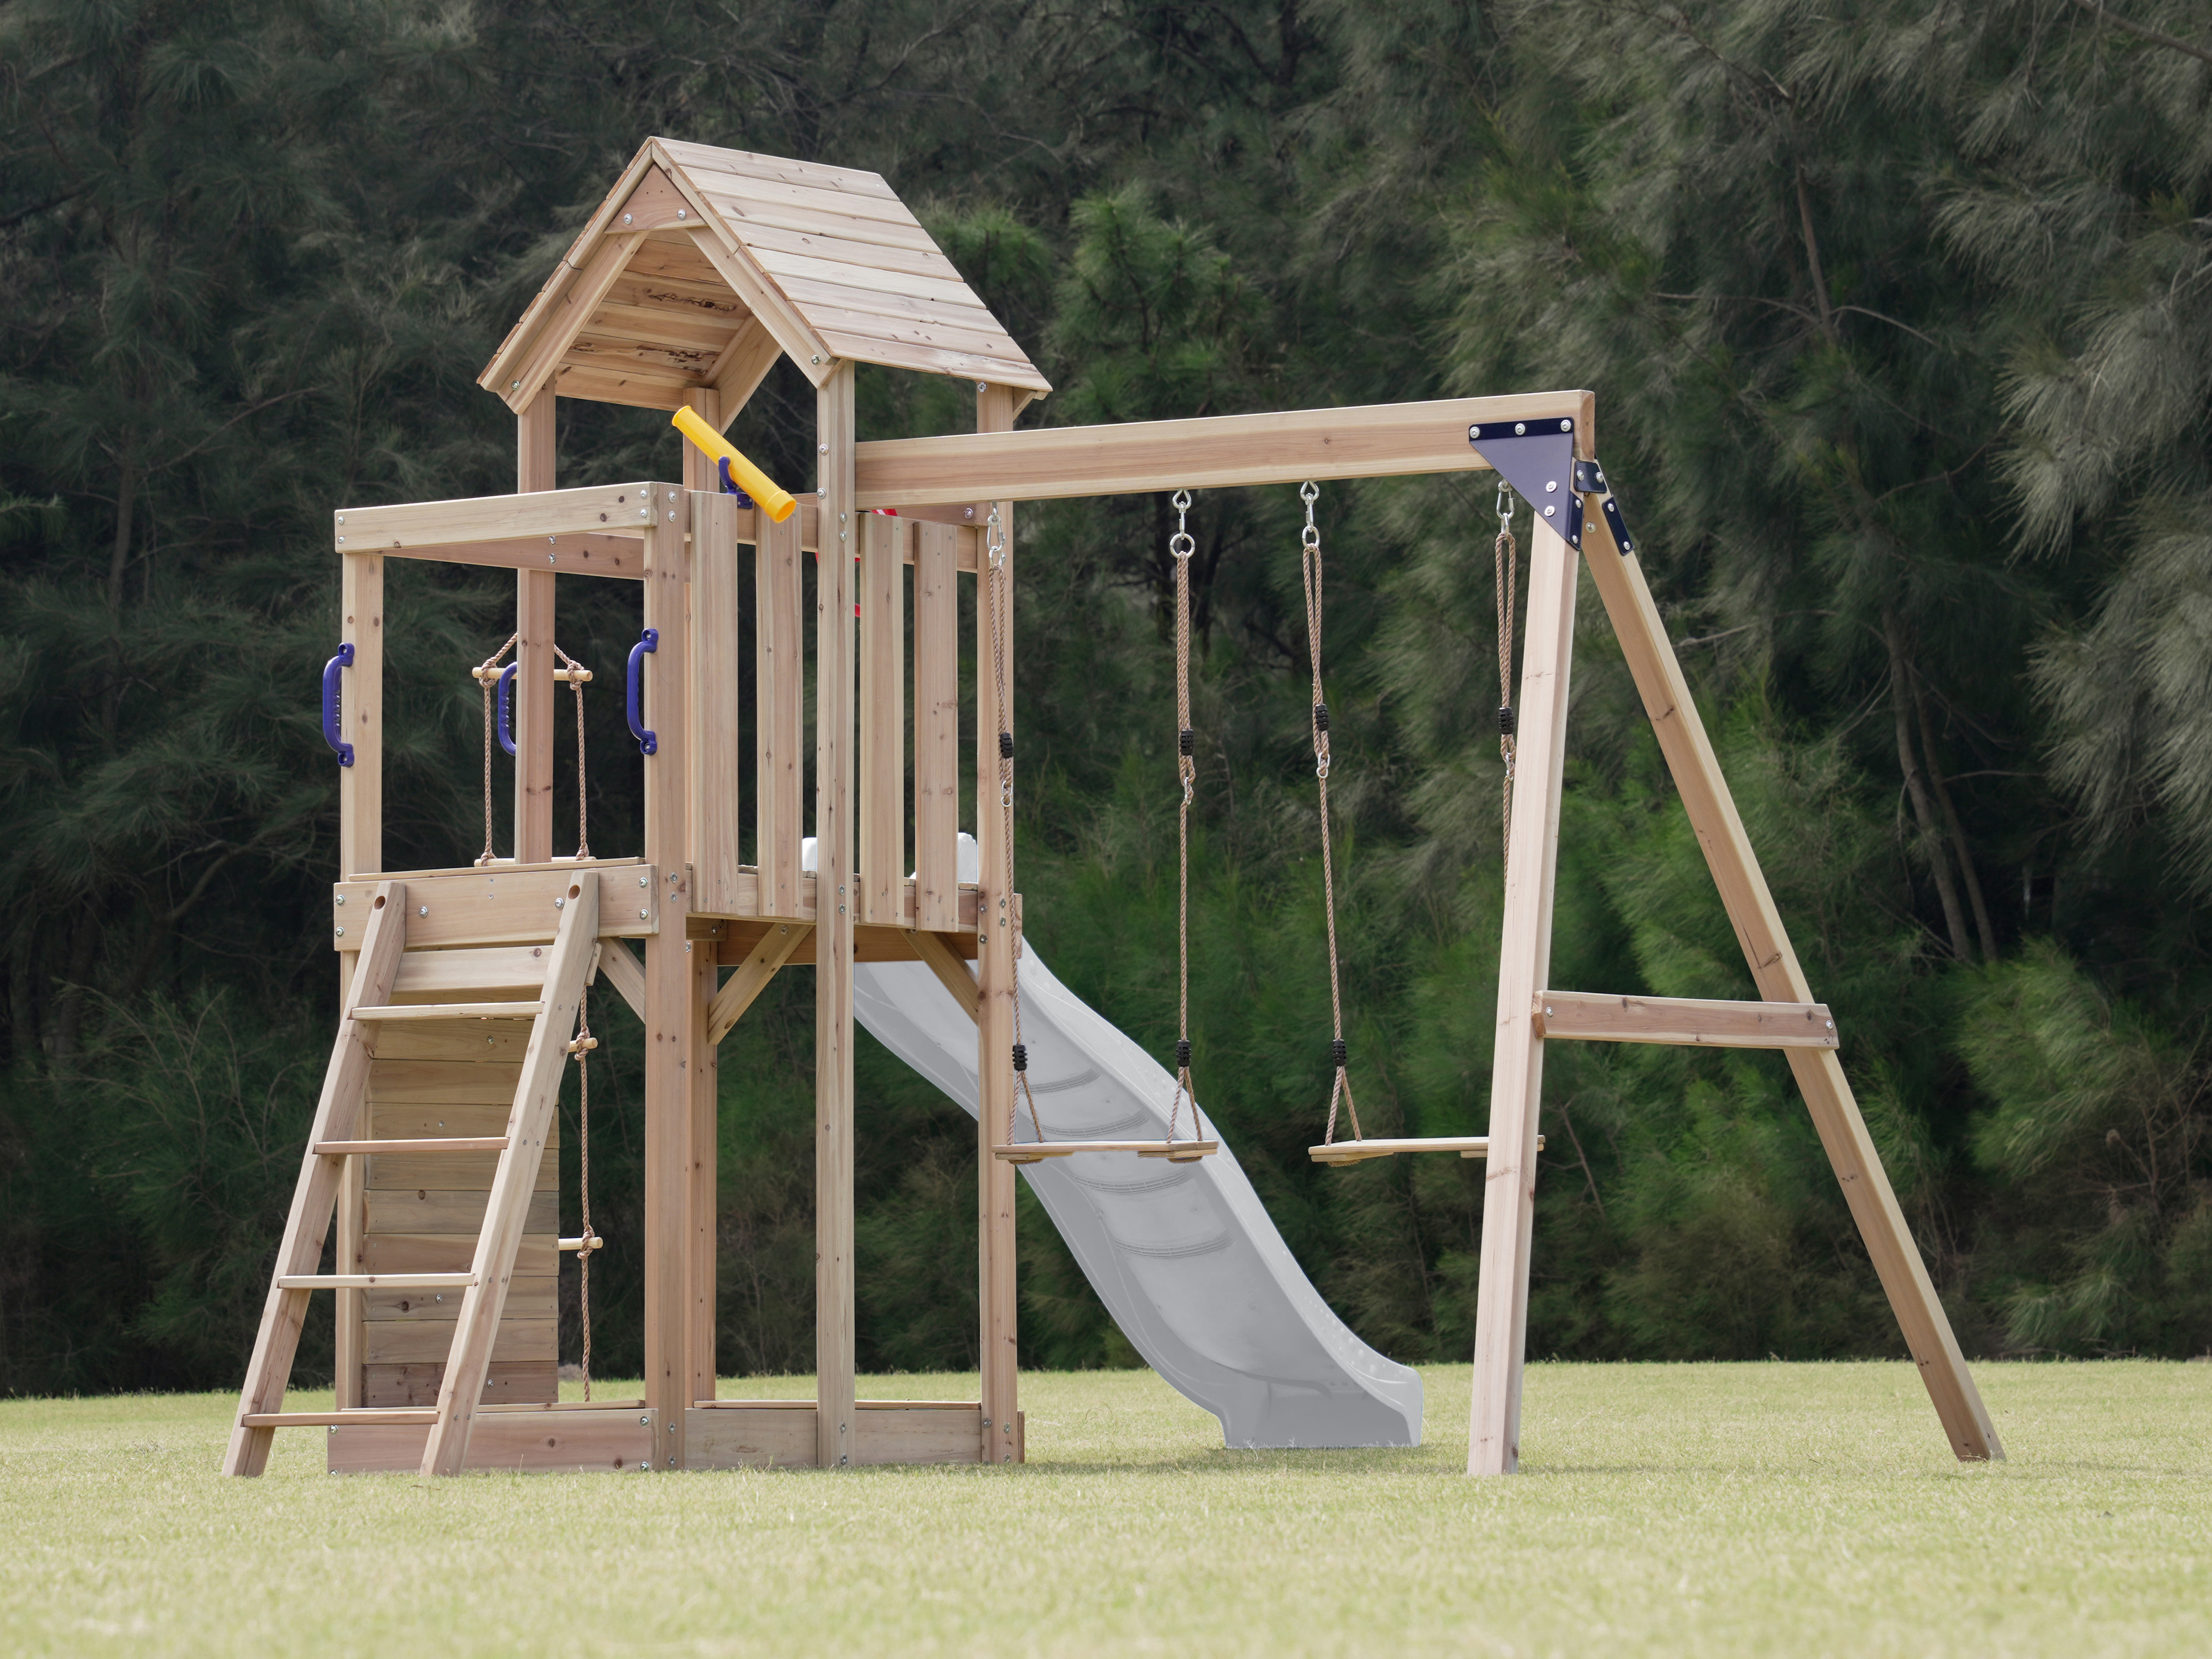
(833, 836, 1422, 1449)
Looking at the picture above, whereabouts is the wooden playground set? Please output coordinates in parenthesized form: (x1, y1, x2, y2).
(223, 138, 2002, 1479)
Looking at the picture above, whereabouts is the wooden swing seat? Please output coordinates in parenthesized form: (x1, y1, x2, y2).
(992, 1140, 1219, 1165)
(1309, 1134, 1545, 1167)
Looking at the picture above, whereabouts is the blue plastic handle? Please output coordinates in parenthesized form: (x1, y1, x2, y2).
(322, 643, 355, 766)
(496, 662, 518, 757)
(627, 628, 659, 755)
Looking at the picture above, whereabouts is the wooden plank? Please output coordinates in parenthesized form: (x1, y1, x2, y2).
(859, 513, 905, 927)
(330, 1407, 653, 1475)
(913, 520, 960, 932)
(692, 867, 979, 929)
(852, 1405, 983, 1466)
(389, 946, 552, 1002)
(589, 298, 743, 352)
(550, 364, 693, 411)
(817, 362, 859, 1469)
(362, 1360, 555, 1410)
(322, 1136, 509, 1155)
(684, 1405, 816, 1469)
(280, 1272, 476, 1291)
(367, 1149, 556, 1190)
(693, 184, 942, 247)
(1468, 518, 1579, 1478)
(362, 1187, 559, 1238)
(852, 393, 1595, 509)
(352, 1001, 542, 1023)
(747, 254, 1004, 317)
(335, 482, 669, 551)
(613, 163, 697, 232)
(655, 139, 903, 202)
(688, 168, 923, 229)
(334, 552, 382, 1409)
(1576, 512, 2001, 1463)
(1536, 991, 1837, 1048)
(994, 1140, 1217, 1162)
(685, 227, 833, 388)
(369, 1318, 557, 1368)
(689, 909, 721, 1417)
(364, 1277, 552, 1322)
(975, 383, 1021, 1465)
(515, 390, 560, 865)
(706, 218, 964, 280)
(813, 330, 1044, 390)
(706, 924, 810, 1045)
(222, 882, 406, 1477)
(244, 1409, 436, 1427)
(367, 1061, 525, 1108)
(375, 533, 648, 580)
(691, 487, 747, 914)
(420, 870, 599, 1475)
(713, 920, 972, 966)
(911, 931, 979, 1020)
(758, 505, 805, 917)
(505, 231, 651, 409)
(362, 1234, 556, 1276)
(333, 867, 656, 956)
(639, 503, 697, 1478)
(568, 328, 718, 381)
(601, 268, 750, 317)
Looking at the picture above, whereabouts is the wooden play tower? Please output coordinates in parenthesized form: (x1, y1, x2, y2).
(224, 139, 2001, 1478)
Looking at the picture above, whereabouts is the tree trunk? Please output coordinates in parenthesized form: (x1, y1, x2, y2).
(1884, 610, 1974, 962)
(1912, 674, 1999, 962)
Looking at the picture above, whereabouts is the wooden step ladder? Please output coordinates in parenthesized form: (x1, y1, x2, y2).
(222, 870, 599, 1478)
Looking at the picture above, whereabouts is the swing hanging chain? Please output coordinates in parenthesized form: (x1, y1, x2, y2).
(1495, 483, 1520, 867)
(472, 633, 520, 867)
(985, 505, 1044, 1147)
(1302, 483, 1364, 1147)
(572, 984, 594, 1402)
(1170, 489, 1199, 1145)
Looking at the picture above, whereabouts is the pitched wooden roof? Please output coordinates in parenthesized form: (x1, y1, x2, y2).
(479, 138, 1050, 419)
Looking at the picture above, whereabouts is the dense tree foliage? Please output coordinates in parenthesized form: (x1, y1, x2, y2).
(3, 0, 2209, 1392)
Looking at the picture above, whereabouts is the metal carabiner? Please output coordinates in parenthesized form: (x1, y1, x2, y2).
(1170, 488, 1195, 561)
(1496, 479, 1515, 528)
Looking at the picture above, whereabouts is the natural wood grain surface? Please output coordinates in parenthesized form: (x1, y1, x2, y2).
(1535, 990, 1837, 1048)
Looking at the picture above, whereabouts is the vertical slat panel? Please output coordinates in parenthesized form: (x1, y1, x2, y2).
(690, 488, 745, 913)
(974, 382, 1020, 1464)
(335, 551, 383, 1408)
(758, 508, 805, 918)
(859, 513, 905, 925)
(815, 363, 859, 1469)
(913, 520, 960, 933)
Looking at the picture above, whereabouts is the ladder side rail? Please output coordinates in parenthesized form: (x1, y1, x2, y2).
(223, 880, 409, 1477)
(418, 870, 601, 1477)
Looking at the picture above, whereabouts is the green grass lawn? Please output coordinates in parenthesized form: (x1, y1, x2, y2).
(1, 1361, 2205, 1656)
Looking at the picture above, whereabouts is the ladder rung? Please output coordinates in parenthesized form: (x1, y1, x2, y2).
(558, 1237, 606, 1253)
(241, 1409, 438, 1428)
(314, 1138, 510, 1156)
(274, 1273, 478, 1290)
(349, 1001, 542, 1022)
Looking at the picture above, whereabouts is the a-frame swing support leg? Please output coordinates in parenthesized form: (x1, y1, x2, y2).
(1468, 477, 2003, 1473)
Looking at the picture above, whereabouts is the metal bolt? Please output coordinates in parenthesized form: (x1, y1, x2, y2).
(1545, 1006, 1553, 1016)
(1545, 479, 1558, 493)
(640, 1416, 650, 1425)
(336, 537, 345, 545)
(676, 207, 687, 219)
(418, 906, 429, 917)
(838, 904, 845, 914)
(336, 515, 345, 525)
(547, 554, 556, 565)
(639, 875, 649, 887)
(811, 354, 822, 365)
(685, 942, 692, 952)
(816, 486, 827, 498)
(1543, 504, 1556, 517)
(555, 897, 565, 910)
(1514, 421, 1526, 435)
(639, 909, 649, 920)
(622, 212, 633, 225)
(963, 507, 974, 520)
(1559, 419, 1572, 431)
(976, 380, 988, 392)
(818, 443, 829, 453)
(335, 926, 346, 937)
(336, 895, 346, 906)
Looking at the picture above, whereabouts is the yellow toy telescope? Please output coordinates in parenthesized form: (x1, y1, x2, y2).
(670, 406, 798, 522)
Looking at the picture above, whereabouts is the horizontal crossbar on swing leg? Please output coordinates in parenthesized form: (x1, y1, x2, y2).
(992, 1140, 1219, 1165)
(1308, 1134, 1545, 1167)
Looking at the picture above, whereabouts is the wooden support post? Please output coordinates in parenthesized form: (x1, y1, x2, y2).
(1468, 517, 1578, 1477)
(681, 388, 718, 493)
(816, 362, 859, 1469)
(758, 507, 805, 916)
(975, 382, 1021, 1463)
(1575, 511, 2002, 1463)
(639, 497, 697, 1473)
(859, 513, 905, 926)
(333, 550, 383, 1409)
(514, 388, 558, 863)
(689, 901, 718, 1413)
(691, 489, 744, 913)
(913, 520, 961, 933)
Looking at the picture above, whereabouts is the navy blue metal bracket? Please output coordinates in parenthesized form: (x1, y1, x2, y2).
(1466, 417, 1636, 556)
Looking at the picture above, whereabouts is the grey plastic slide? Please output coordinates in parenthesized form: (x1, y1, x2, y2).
(828, 836, 1422, 1449)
